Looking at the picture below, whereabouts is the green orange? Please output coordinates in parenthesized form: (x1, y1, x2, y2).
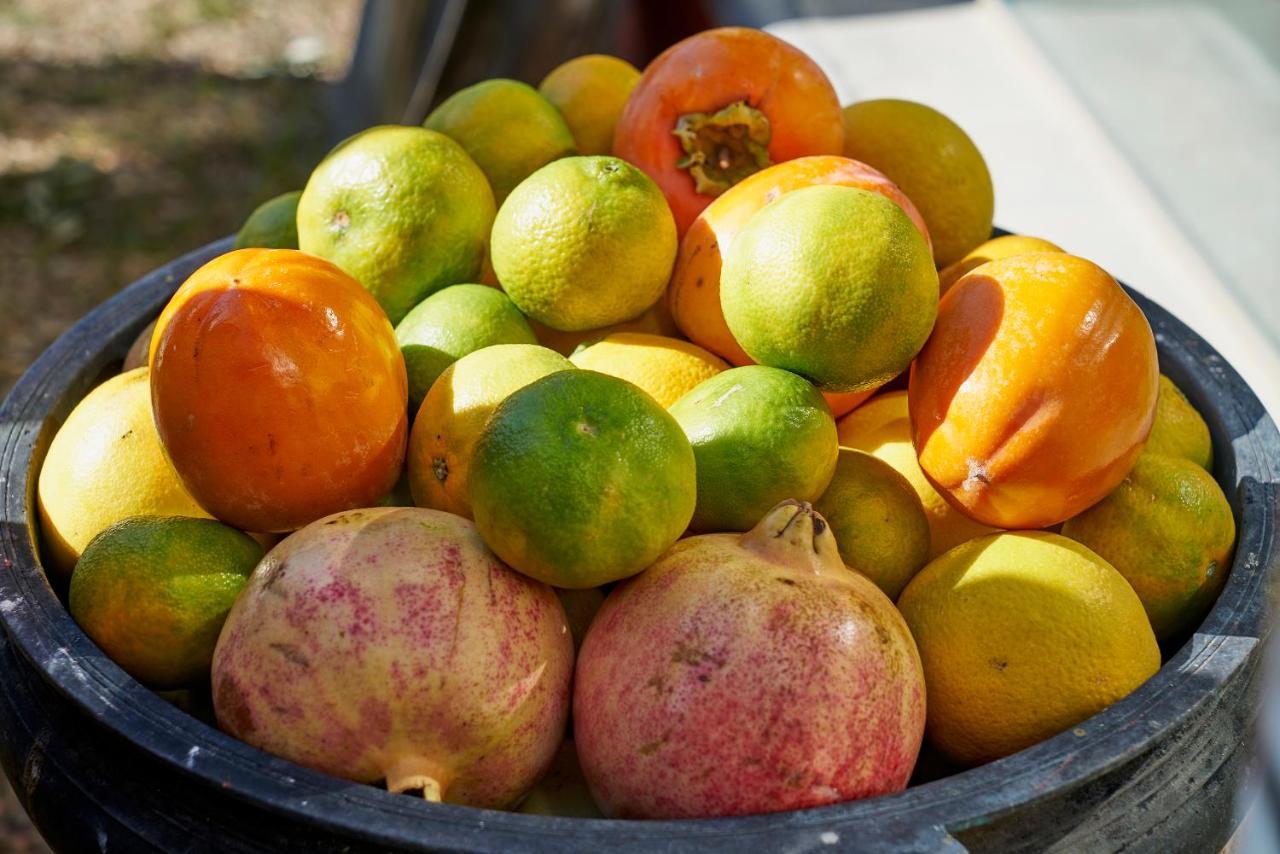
(814, 448, 930, 599)
(539, 55, 641, 156)
(395, 284, 536, 410)
(425, 78, 577, 203)
(297, 125, 494, 324)
(70, 516, 263, 687)
(842, 99, 993, 266)
(669, 365, 837, 532)
(721, 185, 937, 392)
(469, 370, 696, 588)
(1062, 454, 1234, 640)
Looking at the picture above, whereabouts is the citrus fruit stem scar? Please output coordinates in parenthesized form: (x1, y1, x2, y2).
(673, 101, 772, 196)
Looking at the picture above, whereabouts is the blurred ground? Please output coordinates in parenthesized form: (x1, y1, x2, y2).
(0, 0, 362, 846)
(0, 0, 362, 397)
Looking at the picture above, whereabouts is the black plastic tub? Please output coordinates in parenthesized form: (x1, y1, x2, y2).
(0, 236, 1276, 853)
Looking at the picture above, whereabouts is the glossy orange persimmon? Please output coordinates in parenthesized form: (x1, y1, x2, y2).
(613, 28, 844, 236)
(908, 254, 1158, 529)
(150, 249, 408, 532)
(670, 155, 932, 367)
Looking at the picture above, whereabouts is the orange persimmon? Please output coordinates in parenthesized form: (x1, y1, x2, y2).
(908, 254, 1158, 529)
(150, 249, 408, 533)
(670, 155, 932, 367)
(613, 27, 844, 236)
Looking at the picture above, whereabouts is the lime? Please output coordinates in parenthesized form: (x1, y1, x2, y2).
(668, 365, 838, 532)
(233, 190, 301, 250)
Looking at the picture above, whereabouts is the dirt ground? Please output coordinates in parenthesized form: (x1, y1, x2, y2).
(0, 0, 362, 396)
(0, 0, 362, 846)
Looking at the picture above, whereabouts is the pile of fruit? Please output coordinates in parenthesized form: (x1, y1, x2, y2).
(35, 27, 1236, 821)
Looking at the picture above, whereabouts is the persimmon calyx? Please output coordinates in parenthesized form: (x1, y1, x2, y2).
(672, 101, 772, 196)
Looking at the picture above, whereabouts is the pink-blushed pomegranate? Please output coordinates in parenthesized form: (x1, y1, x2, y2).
(211, 506, 573, 808)
(574, 500, 925, 818)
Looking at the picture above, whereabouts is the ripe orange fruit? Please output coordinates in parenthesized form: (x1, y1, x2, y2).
(150, 249, 408, 532)
(909, 254, 1158, 529)
(614, 28, 844, 236)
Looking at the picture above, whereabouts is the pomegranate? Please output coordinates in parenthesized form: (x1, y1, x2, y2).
(574, 500, 925, 818)
(211, 507, 573, 808)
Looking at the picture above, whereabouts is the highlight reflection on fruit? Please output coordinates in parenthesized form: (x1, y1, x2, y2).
(149, 249, 409, 533)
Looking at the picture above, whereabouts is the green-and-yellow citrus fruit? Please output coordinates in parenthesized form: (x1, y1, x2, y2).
(720, 184, 937, 392)
(1144, 374, 1213, 470)
(669, 365, 838, 532)
(69, 515, 262, 687)
(814, 448, 930, 599)
(425, 78, 577, 203)
(469, 370, 696, 588)
(395, 284, 536, 410)
(491, 156, 677, 332)
(842, 98, 994, 267)
(297, 125, 495, 324)
(538, 54, 641, 156)
(408, 344, 574, 519)
(1062, 454, 1234, 641)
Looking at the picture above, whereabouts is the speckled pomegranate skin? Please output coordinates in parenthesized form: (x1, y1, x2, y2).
(574, 501, 925, 819)
(211, 506, 573, 808)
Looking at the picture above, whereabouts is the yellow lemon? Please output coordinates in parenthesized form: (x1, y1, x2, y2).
(528, 297, 681, 356)
(898, 531, 1160, 766)
(569, 332, 727, 408)
(837, 391, 997, 558)
(37, 368, 212, 578)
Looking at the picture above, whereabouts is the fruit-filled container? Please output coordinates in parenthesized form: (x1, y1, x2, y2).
(0, 235, 1276, 853)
